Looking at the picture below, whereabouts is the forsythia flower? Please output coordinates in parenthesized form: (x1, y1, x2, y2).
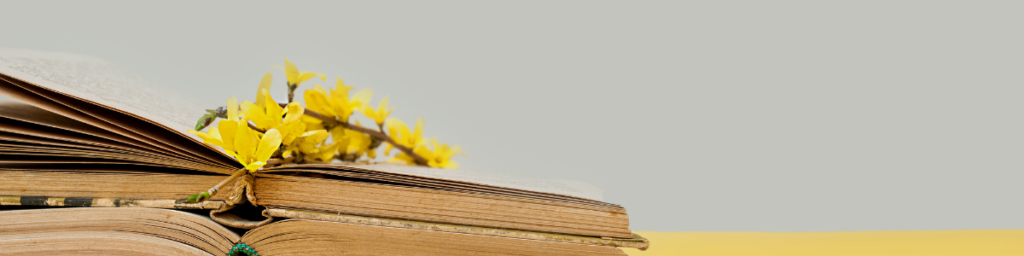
(360, 95, 394, 127)
(384, 117, 425, 156)
(303, 78, 373, 123)
(423, 138, 463, 169)
(309, 142, 344, 162)
(189, 96, 283, 172)
(331, 124, 374, 158)
(283, 130, 342, 162)
(230, 127, 283, 173)
(389, 138, 463, 169)
(242, 89, 306, 145)
(277, 58, 325, 87)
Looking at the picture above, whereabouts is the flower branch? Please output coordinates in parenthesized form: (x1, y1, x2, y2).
(186, 58, 463, 204)
(284, 102, 429, 166)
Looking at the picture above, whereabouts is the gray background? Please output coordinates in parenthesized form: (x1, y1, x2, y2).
(1, 1, 1022, 232)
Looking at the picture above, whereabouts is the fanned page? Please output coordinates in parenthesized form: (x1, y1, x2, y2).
(0, 48, 202, 137)
(0, 48, 237, 170)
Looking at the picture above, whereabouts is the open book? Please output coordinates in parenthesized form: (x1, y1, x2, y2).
(1, 207, 632, 255)
(0, 49, 640, 244)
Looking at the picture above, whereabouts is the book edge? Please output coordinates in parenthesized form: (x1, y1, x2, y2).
(264, 208, 649, 250)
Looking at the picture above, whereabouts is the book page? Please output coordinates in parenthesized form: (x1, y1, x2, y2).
(0, 48, 205, 140)
(347, 164, 604, 201)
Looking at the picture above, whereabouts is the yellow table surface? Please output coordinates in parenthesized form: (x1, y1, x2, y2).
(622, 230, 1024, 256)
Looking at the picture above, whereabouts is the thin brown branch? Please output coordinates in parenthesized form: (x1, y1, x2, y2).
(248, 122, 265, 133)
(187, 167, 248, 202)
(286, 83, 297, 103)
(280, 103, 428, 165)
(209, 168, 248, 195)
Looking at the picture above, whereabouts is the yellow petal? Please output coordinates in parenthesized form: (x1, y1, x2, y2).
(297, 72, 326, 84)
(301, 114, 323, 124)
(304, 85, 336, 117)
(442, 161, 459, 169)
(377, 95, 390, 112)
(313, 142, 343, 162)
(234, 124, 259, 162)
(217, 120, 239, 152)
(262, 89, 283, 121)
(240, 101, 270, 129)
(244, 161, 266, 173)
(300, 130, 324, 137)
(335, 77, 353, 92)
(359, 106, 379, 122)
(209, 126, 222, 141)
(188, 128, 225, 147)
(284, 58, 300, 85)
(352, 88, 374, 106)
(226, 97, 239, 121)
(412, 118, 425, 145)
(310, 130, 330, 143)
(275, 121, 306, 145)
(283, 102, 305, 123)
(224, 150, 239, 160)
(298, 130, 329, 153)
(255, 73, 273, 107)
(255, 129, 283, 163)
(387, 117, 408, 138)
(345, 131, 371, 154)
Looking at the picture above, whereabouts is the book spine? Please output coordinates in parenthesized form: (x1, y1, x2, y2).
(0, 195, 223, 209)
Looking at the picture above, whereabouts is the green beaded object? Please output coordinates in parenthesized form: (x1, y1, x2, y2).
(227, 243, 258, 256)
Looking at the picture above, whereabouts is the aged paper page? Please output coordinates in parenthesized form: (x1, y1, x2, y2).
(0, 48, 205, 142)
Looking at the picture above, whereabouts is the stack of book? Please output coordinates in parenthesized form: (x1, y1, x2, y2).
(0, 49, 648, 255)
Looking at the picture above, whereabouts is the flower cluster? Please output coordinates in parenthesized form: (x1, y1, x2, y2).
(189, 59, 463, 173)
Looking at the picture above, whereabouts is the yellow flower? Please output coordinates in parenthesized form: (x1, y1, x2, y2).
(189, 97, 282, 173)
(309, 141, 343, 162)
(295, 130, 329, 153)
(242, 89, 306, 145)
(276, 58, 325, 87)
(424, 138, 464, 169)
(282, 129, 340, 162)
(360, 95, 394, 127)
(331, 124, 374, 159)
(302, 115, 326, 132)
(303, 84, 337, 118)
(388, 138, 463, 169)
(302, 78, 373, 123)
(243, 89, 282, 129)
(384, 117, 424, 156)
(227, 127, 283, 173)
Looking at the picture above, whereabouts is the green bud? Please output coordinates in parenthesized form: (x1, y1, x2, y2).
(185, 194, 199, 203)
(196, 191, 211, 202)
